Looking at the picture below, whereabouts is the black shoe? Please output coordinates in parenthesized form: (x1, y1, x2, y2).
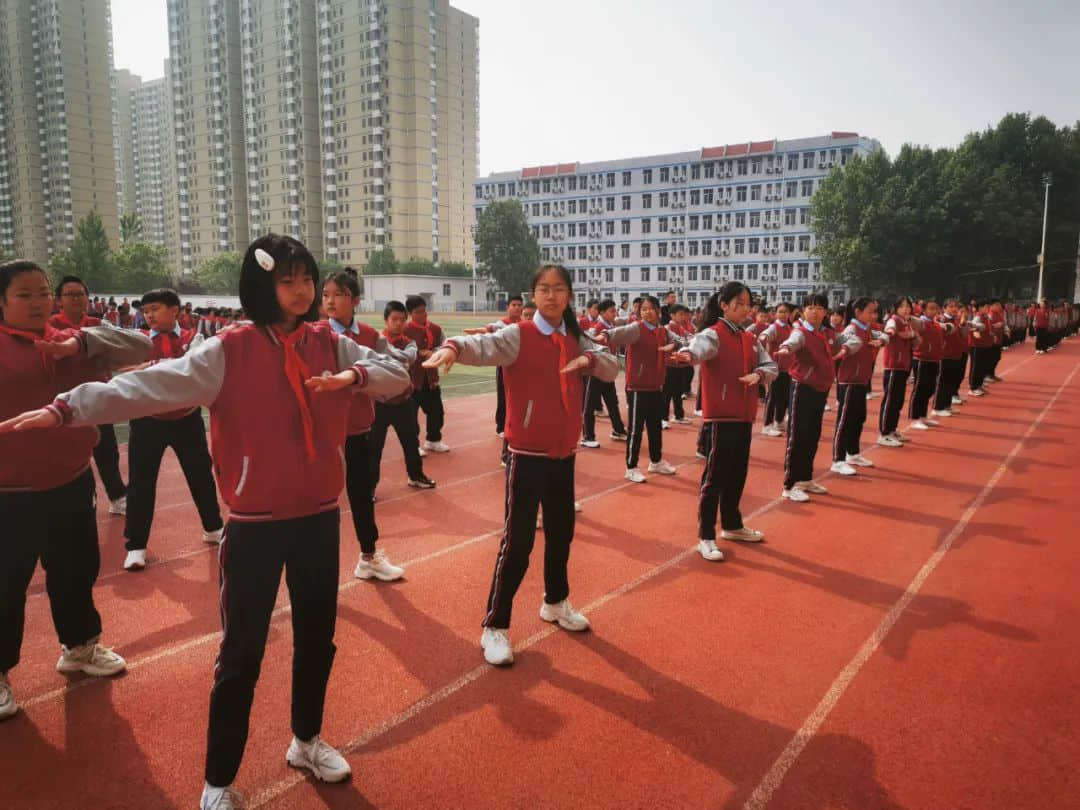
(408, 475, 436, 489)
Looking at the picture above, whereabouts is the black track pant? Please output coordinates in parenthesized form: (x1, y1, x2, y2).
(878, 369, 910, 436)
(969, 348, 990, 390)
(987, 345, 1003, 376)
(371, 400, 425, 488)
(206, 510, 339, 787)
(783, 383, 827, 490)
(495, 367, 506, 434)
(582, 377, 626, 440)
(0, 471, 102, 672)
(413, 384, 444, 443)
(626, 390, 664, 469)
(344, 433, 378, 555)
(698, 421, 752, 538)
(662, 369, 685, 421)
(935, 357, 965, 410)
(93, 423, 127, 502)
(833, 383, 868, 462)
(124, 411, 222, 551)
(482, 454, 575, 629)
(909, 360, 940, 421)
(763, 371, 791, 425)
(1035, 328, 1048, 352)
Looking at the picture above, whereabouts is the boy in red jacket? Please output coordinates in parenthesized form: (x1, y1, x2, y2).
(404, 295, 449, 453)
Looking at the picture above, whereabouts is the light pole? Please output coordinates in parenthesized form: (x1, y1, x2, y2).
(1037, 173, 1052, 301)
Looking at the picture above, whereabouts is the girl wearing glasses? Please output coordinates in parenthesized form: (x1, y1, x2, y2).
(423, 264, 617, 667)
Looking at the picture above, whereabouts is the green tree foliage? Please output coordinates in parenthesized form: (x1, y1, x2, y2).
(51, 210, 114, 291)
(813, 114, 1080, 299)
(400, 256, 436, 275)
(119, 212, 144, 243)
(437, 260, 472, 277)
(474, 199, 540, 298)
(364, 247, 397, 275)
(114, 242, 172, 295)
(193, 251, 244, 294)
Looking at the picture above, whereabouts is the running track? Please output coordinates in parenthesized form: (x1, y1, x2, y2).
(2, 341, 1078, 809)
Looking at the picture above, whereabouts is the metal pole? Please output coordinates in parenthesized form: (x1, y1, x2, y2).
(1037, 175, 1051, 300)
(472, 265, 477, 314)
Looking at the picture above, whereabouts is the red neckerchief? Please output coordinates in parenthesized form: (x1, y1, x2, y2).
(53, 312, 88, 329)
(0, 322, 63, 374)
(381, 328, 411, 352)
(271, 324, 317, 461)
(410, 318, 436, 351)
(800, 319, 831, 351)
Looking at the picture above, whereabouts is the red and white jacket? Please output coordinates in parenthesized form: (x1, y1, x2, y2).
(52, 322, 410, 522)
(0, 325, 151, 492)
(601, 320, 678, 391)
(882, 315, 921, 371)
(781, 320, 860, 394)
(403, 319, 444, 390)
(685, 319, 777, 422)
(758, 319, 794, 373)
(913, 316, 950, 363)
(836, 320, 887, 384)
(324, 317, 415, 435)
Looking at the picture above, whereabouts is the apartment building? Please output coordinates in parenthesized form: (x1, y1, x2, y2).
(0, 0, 120, 259)
(473, 133, 880, 310)
(113, 67, 141, 220)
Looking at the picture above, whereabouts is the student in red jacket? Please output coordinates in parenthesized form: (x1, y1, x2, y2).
(404, 295, 449, 453)
(464, 295, 524, 437)
(967, 300, 995, 396)
(1033, 299, 1051, 354)
(0, 236, 411, 808)
(323, 270, 414, 582)
(594, 295, 680, 483)
(676, 282, 777, 560)
(758, 301, 794, 436)
(877, 296, 920, 446)
(49, 275, 129, 515)
(423, 263, 617, 667)
(933, 299, 968, 415)
(581, 299, 629, 446)
(0, 260, 152, 722)
(662, 304, 695, 425)
(831, 298, 887, 476)
(908, 300, 954, 431)
(119, 288, 224, 572)
(774, 294, 862, 502)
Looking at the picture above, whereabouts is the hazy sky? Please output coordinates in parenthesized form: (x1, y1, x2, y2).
(111, 0, 1079, 175)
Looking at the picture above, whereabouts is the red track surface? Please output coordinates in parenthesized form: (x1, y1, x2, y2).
(2, 340, 1078, 809)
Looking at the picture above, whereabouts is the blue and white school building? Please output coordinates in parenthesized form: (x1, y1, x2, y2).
(473, 132, 880, 310)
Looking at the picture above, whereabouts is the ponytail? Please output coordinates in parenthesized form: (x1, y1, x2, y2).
(846, 297, 873, 326)
(703, 281, 749, 329)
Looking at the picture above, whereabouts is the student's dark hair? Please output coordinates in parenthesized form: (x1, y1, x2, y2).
(702, 281, 750, 328)
(671, 304, 690, 315)
(586, 298, 600, 309)
(776, 301, 791, 312)
(325, 269, 360, 299)
(640, 294, 661, 311)
(383, 299, 406, 320)
(632, 296, 643, 306)
(140, 288, 181, 309)
(802, 293, 829, 309)
(665, 290, 676, 298)
(507, 294, 523, 305)
(404, 295, 426, 313)
(530, 263, 581, 339)
(239, 233, 320, 326)
(118, 303, 130, 314)
(55, 274, 89, 297)
(990, 297, 1002, 305)
(521, 301, 537, 313)
(845, 297, 874, 325)
(0, 259, 49, 305)
(894, 295, 913, 310)
(597, 298, 616, 313)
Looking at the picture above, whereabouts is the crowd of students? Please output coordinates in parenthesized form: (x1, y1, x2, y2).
(1, 238, 1077, 810)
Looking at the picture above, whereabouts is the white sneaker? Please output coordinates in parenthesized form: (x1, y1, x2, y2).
(823, 403, 832, 411)
(911, 420, 929, 430)
(539, 598, 590, 631)
(693, 409, 703, 417)
(609, 432, 628, 442)
(796, 480, 828, 494)
(877, 435, 903, 447)
(200, 784, 244, 810)
(354, 550, 404, 582)
(625, 468, 647, 483)
(865, 392, 874, 400)
(967, 388, 985, 397)
(574, 501, 583, 512)
(697, 539, 725, 561)
(123, 549, 147, 571)
(660, 420, 670, 429)
(108, 496, 126, 515)
(892, 431, 910, 442)
(846, 453, 874, 467)
(721, 527, 764, 543)
(423, 440, 450, 453)
(481, 628, 513, 666)
(56, 642, 126, 676)
(1036, 350, 1045, 355)
(695, 451, 707, 460)
(762, 424, 783, 437)
(647, 460, 677, 475)
(673, 417, 692, 425)
(203, 527, 224, 545)
(579, 439, 600, 449)
(930, 409, 952, 417)
(924, 417, 940, 427)
(286, 735, 352, 783)
(418, 446, 427, 457)
(496, 431, 504, 438)
(0, 673, 16, 721)
(782, 487, 810, 502)
(951, 396, 964, 405)
(830, 460, 857, 476)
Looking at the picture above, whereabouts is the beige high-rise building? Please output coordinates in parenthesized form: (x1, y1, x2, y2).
(316, 0, 477, 266)
(113, 67, 141, 221)
(167, 0, 249, 275)
(0, 0, 120, 260)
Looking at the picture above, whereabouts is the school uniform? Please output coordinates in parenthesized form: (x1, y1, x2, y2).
(0, 324, 151, 675)
(967, 314, 995, 389)
(49, 322, 410, 787)
(482, 317, 518, 435)
(369, 331, 426, 489)
(403, 318, 446, 443)
(1033, 306, 1050, 352)
(123, 323, 223, 553)
(879, 315, 920, 436)
(935, 315, 968, 409)
(686, 319, 777, 537)
(909, 316, 948, 421)
(662, 321, 692, 420)
(987, 309, 1006, 375)
(781, 321, 859, 489)
(582, 317, 628, 440)
(443, 312, 618, 629)
(758, 320, 794, 426)
(833, 320, 886, 461)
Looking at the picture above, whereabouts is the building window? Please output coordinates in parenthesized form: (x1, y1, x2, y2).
(605, 244, 614, 259)
(657, 267, 667, 282)
(620, 267, 630, 282)
(621, 195, 631, 210)
(542, 202, 550, 215)
(734, 238, 745, 255)
(736, 186, 747, 202)
(802, 152, 814, 169)
(621, 244, 630, 258)
(642, 218, 651, 234)
(784, 209, 796, 225)
(660, 167, 670, 182)
(622, 171, 632, 186)
(798, 235, 811, 251)
(747, 264, 758, 280)
(784, 236, 795, 252)
(735, 212, 746, 228)
(797, 262, 809, 279)
(642, 168, 652, 184)
(442, 283, 451, 295)
(749, 211, 760, 227)
(605, 267, 613, 281)
(801, 180, 813, 197)
(642, 193, 652, 209)
(703, 188, 713, 204)
(737, 159, 748, 176)
(659, 218, 669, 233)
(691, 163, 701, 180)
(690, 189, 700, 205)
(621, 219, 631, 234)
(606, 172, 615, 187)
(800, 207, 810, 225)
(606, 197, 615, 212)
(640, 267, 650, 282)
(641, 243, 651, 258)
(606, 221, 615, 235)
(782, 263, 794, 279)
(659, 192, 669, 208)
(787, 154, 799, 170)
(751, 157, 762, 175)
(748, 238, 759, 254)
(701, 266, 711, 281)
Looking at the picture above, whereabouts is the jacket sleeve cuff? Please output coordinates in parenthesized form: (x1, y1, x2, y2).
(48, 399, 73, 426)
(583, 351, 598, 369)
(446, 339, 463, 355)
(350, 364, 369, 388)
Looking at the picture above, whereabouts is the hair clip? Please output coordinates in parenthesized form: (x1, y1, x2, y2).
(254, 248, 275, 272)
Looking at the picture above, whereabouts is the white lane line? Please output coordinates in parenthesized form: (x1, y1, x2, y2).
(741, 358, 1079, 810)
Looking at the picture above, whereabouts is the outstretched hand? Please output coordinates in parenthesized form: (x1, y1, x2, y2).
(672, 350, 693, 365)
(659, 343, 676, 353)
(423, 346, 457, 373)
(560, 355, 591, 375)
(868, 339, 884, 348)
(0, 408, 61, 434)
(774, 346, 792, 357)
(591, 331, 609, 345)
(462, 327, 488, 335)
(304, 369, 358, 393)
(35, 336, 80, 358)
(738, 372, 761, 386)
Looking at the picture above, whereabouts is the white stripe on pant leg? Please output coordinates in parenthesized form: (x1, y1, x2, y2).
(482, 454, 518, 627)
(832, 384, 848, 462)
(879, 371, 893, 434)
(783, 383, 800, 482)
(625, 391, 637, 468)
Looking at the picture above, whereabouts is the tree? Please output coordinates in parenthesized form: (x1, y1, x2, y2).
(119, 212, 144, 243)
(399, 256, 435, 275)
(193, 251, 244, 294)
(474, 199, 540, 298)
(437, 260, 472, 277)
(364, 247, 397, 275)
(52, 210, 114, 291)
(113, 242, 172, 295)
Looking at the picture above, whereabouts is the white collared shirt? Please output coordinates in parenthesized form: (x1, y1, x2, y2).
(533, 310, 567, 336)
(149, 322, 182, 339)
(328, 317, 360, 336)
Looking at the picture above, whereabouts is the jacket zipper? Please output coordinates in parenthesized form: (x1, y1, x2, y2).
(234, 456, 250, 496)
(522, 400, 534, 428)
